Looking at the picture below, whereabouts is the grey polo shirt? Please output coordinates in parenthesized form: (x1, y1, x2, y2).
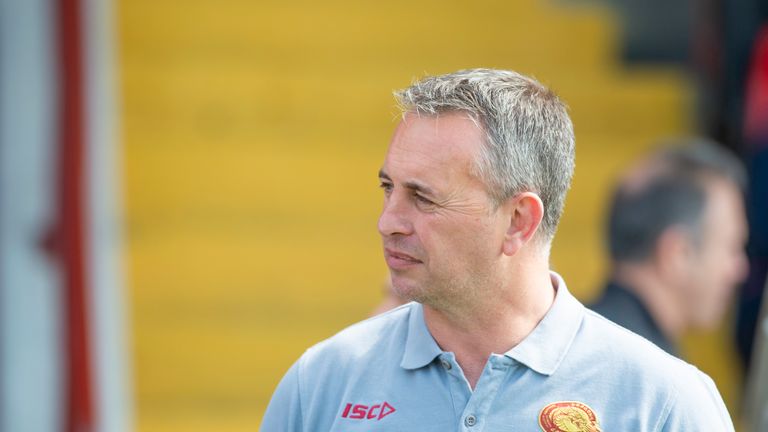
(261, 273, 734, 431)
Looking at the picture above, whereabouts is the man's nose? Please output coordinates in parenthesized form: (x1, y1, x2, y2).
(378, 194, 414, 237)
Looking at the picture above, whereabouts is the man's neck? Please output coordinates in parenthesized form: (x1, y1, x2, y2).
(612, 264, 686, 342)
(421, 262, 555, 390)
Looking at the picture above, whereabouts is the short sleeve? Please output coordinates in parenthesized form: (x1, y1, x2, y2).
(659, 367, 735, 432)
(260, 359, 304, 432)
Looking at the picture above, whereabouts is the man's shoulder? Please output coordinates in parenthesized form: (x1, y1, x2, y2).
(579, 309, 707, 384)
(260, 304, 418, 430)
(572, 310, 733, 429)
(299, 302, 413, 367)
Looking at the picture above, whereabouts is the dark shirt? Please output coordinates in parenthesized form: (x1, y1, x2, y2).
(590, 282, 678, 357)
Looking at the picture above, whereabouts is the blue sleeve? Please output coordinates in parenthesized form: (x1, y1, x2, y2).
(260, 359, 304, 432)
(659, 368, 735, 432)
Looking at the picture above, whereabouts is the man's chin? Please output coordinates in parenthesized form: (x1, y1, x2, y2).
(390, 277, 425, 303)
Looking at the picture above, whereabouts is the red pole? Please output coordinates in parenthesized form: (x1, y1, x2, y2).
(57, 0, 93, 430)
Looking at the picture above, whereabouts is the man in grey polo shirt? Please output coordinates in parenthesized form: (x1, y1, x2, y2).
(261, 69, 734, 431)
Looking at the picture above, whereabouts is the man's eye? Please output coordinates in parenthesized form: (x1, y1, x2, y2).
(379, 182, 393, 193)
(415, 194, 434, 206)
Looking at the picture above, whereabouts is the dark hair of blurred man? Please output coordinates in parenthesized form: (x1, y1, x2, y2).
(590, 140, 749, 356)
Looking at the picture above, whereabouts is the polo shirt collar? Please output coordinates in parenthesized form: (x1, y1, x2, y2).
(504, 272, 584, 376)
(400, 302, 443, 370)
(399, 272, 585, 375)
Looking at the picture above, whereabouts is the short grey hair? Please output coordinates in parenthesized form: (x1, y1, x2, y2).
(394, 68, 575, 240)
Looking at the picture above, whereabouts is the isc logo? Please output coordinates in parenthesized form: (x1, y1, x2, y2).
(340, 401, 396, 420)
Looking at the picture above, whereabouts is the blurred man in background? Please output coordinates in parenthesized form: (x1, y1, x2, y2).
(591, 140, 748, 357)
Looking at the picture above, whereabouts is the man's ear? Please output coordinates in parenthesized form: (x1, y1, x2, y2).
(501, 192, 544, 256)
(655, 226, 694, 281)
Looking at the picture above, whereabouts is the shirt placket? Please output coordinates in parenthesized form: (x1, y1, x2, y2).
(439, 353, 514, 432)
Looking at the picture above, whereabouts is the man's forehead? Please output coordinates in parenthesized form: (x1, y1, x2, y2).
(702, 178, 746, 226)
(384, 112, 483, 169)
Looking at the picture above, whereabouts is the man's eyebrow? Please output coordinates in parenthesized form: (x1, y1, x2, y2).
(378, 169, 437, 196)
(404, 181, 436, 196)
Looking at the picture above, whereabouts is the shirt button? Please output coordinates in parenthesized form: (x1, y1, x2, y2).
(464, 414, 477, 427)
(440, 359, 452, 370)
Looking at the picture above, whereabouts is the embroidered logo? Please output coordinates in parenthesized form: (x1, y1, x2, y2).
(341, 401, 396, 420)
(539, 401, 602, 432)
